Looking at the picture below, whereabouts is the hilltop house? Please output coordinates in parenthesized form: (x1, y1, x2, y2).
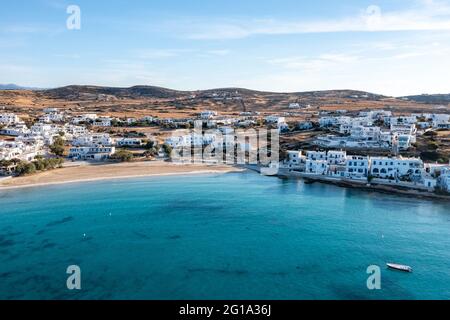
(92, 117, 113, 127)
(71, 114, 98, 125)
(199, 111, 217, 120)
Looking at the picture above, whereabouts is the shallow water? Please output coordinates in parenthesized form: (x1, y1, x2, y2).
(0, 172, 449, 299)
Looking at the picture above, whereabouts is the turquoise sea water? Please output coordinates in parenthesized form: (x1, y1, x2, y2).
(0, 172, 449, 300)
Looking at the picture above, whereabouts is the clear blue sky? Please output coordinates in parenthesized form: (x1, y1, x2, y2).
(1, 0, 450, 96)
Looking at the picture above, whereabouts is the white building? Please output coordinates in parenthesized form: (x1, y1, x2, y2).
(0, 141, 43, 161)
(350, 126, 381, 141)
(64, 124, 88, 137)
(284, 151, 305, 169)
(439, 167, 450, 192)
(0, 124, 30, 136)
(141, 116, 155, 123)
(265, 116, 286, 124)
(0, 113, 21, 125)
(306, 151, 327, 161)
(92, 117, 112, 127)
(43, 107, 59, 113)
(72, 133, 113, 147)
(319, 117, 338, 127)
(345, 155, 370, 179)
(29, 123, 63, 145)
(298, 121, 313, 130)
(327, 150, 347, 165)
(165, 133, 217, 148)
(71, 114, 98, 124)
(370, 157, 423, 179)
(115, 138, 143, 147)
(199, 111, 217, 120)
(305, 159, 328, 174)
(432, 114, 450, 128)
(39, 111, 64, 123)
(277, 121, 289, 132)
(69, 146, 116, 161)
(389, 116, 417, 126)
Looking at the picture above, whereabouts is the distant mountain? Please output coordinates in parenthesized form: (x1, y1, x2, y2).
(0, 84, 46, 90)
(401, 94, 450, 105)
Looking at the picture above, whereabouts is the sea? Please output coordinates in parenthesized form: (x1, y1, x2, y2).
(0, 172, 449, 299)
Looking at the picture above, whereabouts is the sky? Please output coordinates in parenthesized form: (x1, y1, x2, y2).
(1, 0, 450, 96)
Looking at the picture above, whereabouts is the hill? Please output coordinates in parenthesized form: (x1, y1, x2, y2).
(402, 94, 450, 105)
(40, 85, 386, 101)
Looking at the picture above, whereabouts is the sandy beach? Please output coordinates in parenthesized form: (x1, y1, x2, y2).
(0, 161, 244, 190)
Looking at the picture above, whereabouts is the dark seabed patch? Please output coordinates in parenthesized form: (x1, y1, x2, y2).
(0, 237, 15, 248)
(46, 216, 74, 227)
(188, 268, 249, 276)
(133, 231, 152, 240)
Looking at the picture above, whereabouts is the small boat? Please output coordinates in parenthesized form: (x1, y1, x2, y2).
(387, 263, 413, 273)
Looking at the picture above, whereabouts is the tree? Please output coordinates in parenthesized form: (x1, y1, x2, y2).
(15, 161, 36, 176)
(143, 149, 158, 158)
(162, 144, 173, 157)
(424, 131, 438, 138)
(279, 149, 288, 161)
(144, 140, 156, 149)
(112, 150, 134, 162)
(50, 136, 65, 156)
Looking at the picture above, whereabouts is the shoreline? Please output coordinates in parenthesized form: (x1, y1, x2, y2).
(277, 170, 450, 201)
(0, 161, 244, 190)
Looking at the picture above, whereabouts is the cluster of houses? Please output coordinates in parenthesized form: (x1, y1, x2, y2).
(0, 109, 154, 168)
(68, 110, 267, 131)
(164, 126, 253, 152)
(281, 149, 450, 193)
(1, 107, 280, 169)
(314, 110, 449, 151)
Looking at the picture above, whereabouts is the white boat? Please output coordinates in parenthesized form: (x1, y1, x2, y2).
(387, 263, 413, 273)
